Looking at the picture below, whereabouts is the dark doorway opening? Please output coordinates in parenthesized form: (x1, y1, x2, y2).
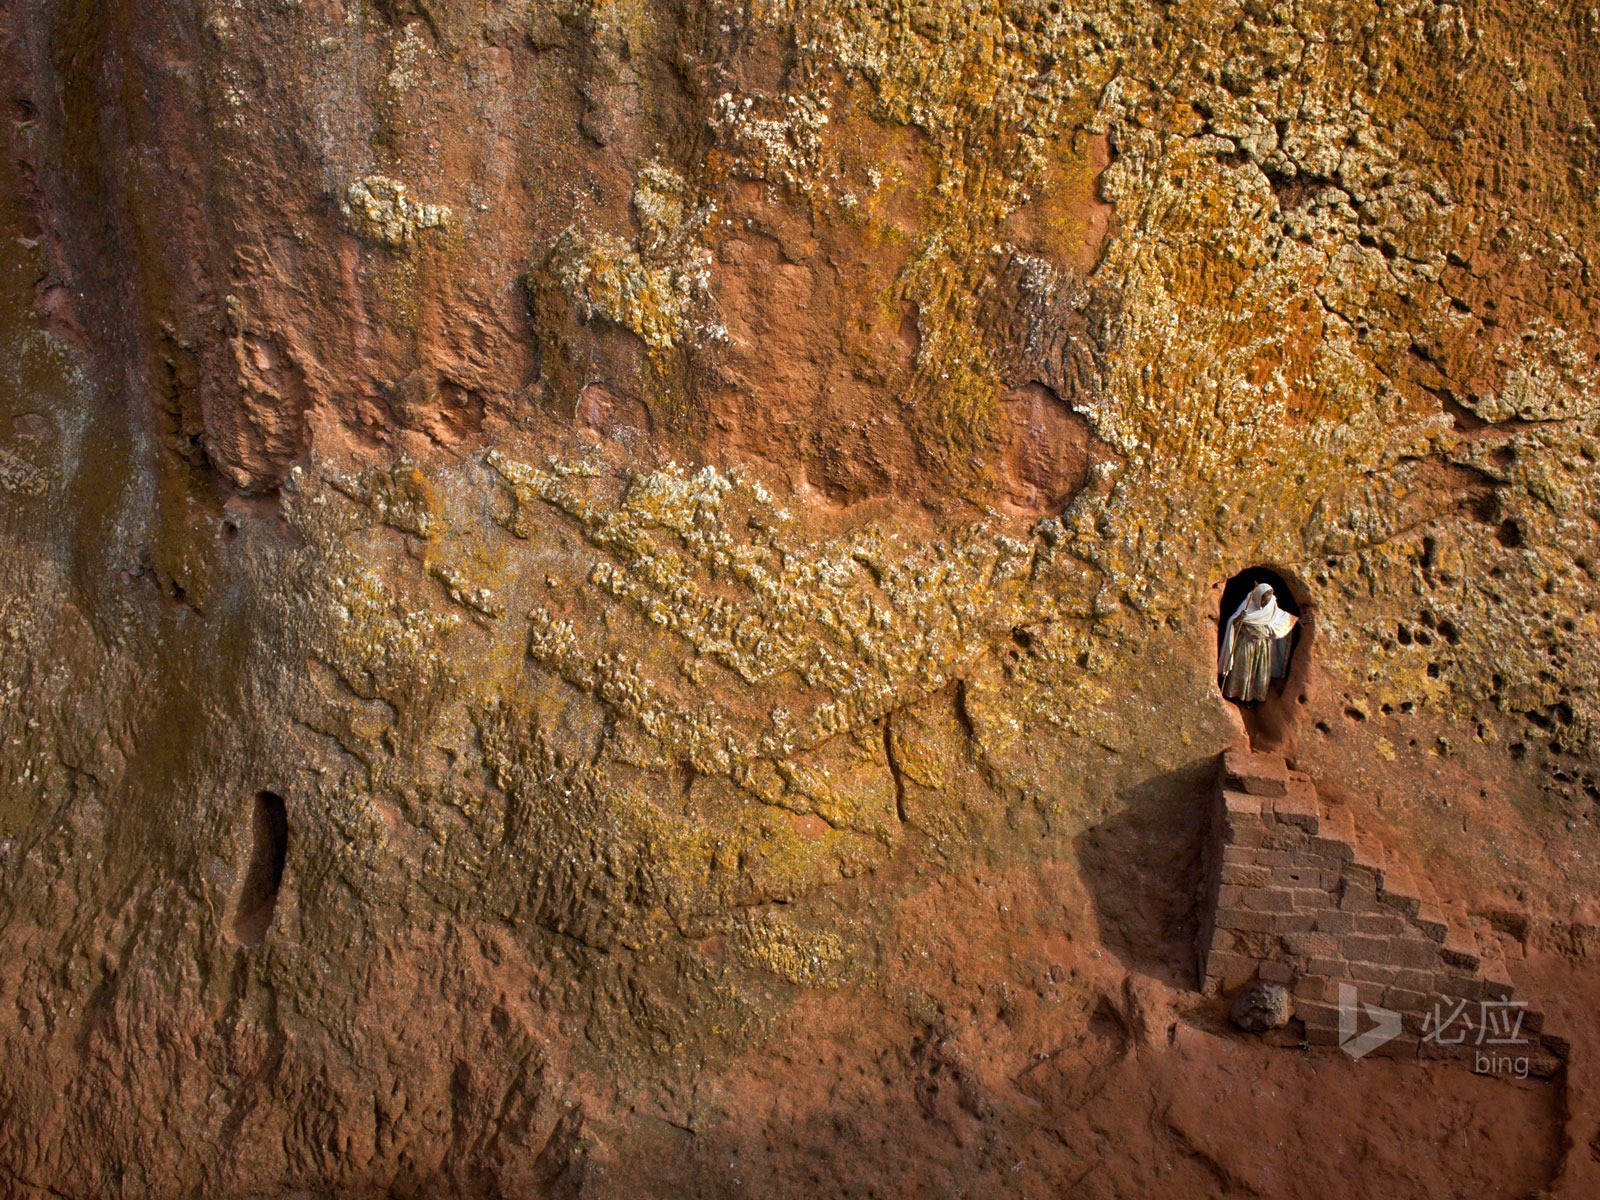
(231, 791, 288, 948)
(1217, 566, 1302, 667)
(1218, 566, 1313, 754)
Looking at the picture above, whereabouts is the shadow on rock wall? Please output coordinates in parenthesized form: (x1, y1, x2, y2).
(1073, 759, 1215, 986)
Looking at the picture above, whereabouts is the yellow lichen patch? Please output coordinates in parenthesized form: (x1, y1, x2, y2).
(491, 454, 1044, 741)
(423, 534, 508, 618)
(729, 909, 852, 988)
(321, 552, 463, 704)
(329, 460, 446, 539)
(340, 176, 453, 248)
(545, 165, 723, 355)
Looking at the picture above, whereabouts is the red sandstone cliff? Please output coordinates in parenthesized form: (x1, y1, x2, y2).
(2, 1, 1600, 1196)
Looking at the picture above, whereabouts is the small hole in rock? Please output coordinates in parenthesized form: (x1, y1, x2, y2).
(232, 791, 288, 948)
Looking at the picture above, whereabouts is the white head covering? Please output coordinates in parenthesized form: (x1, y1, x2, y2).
(1218, 583, 1297, 675)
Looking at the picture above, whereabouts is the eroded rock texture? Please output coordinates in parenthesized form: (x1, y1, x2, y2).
(2, 1, 1600, 1196)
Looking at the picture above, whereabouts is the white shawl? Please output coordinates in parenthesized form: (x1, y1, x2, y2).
(1218, 583, 1297, 676)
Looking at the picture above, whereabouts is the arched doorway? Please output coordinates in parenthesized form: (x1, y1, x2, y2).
(1217, 566, 1313, 754)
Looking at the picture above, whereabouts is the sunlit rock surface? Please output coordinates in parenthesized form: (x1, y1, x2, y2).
(2, 2, 1599, 1195)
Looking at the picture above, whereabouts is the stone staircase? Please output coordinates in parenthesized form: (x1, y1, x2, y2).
(1197, 747, 1567, 1070)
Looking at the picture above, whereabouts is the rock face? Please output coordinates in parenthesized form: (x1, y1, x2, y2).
(2, 1, 1600, 1196)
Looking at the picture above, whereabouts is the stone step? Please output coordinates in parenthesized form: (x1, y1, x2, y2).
(1222, 747, 1290, 798)
(1377, 859, 1423, 919)
(1345, 841, 1386, 893)
(1202, 750, 1561, 1068)
(1440, 926, 1482, 973)
(1318, 802, 1357, 844)
(1312, 805, 1358, 866)
(1273, 782, 1320, 834)
(1315, 811, 1488, 967)
(1411, 902, 1451, 944)
(1320, 811, 1460, 944)
(1479, 950, 1515, 1003)
(1470, 916, 1500, 952)
(1390, 852, 1440, 907)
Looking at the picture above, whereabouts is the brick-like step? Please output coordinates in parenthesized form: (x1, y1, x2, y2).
(1197, 748, 1558, 1067)
(1344, 841, 1385, 893)
(1440, 926, 1482, 973)
(1412, 902, 1451, 944)
(1222, 746, 1285, 794)
(1378, 859, 1423, 919)
(1274, 782, 1320, 834)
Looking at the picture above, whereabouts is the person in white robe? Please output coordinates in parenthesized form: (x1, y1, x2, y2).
(1218, 582, 1297, 703)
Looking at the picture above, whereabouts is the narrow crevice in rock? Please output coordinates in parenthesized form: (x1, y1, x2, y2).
(883, 712, 908, 825)
(231, 791, 288, 948)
